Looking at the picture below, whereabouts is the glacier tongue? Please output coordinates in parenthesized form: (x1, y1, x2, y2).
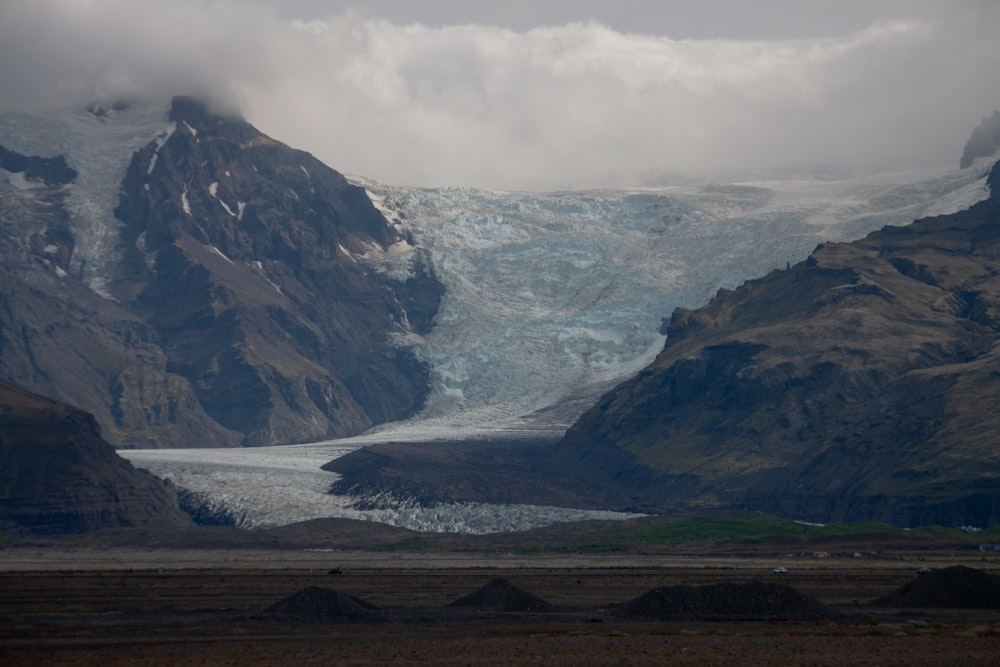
(124, 435, 644, 533)
(360, 163, 993, 434)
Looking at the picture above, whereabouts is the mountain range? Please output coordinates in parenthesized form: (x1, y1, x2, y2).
(2, 96, 1000, 534)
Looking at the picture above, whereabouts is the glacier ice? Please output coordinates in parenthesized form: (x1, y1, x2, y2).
(358, 163, 993, 434)
(124, 434, 644, 533)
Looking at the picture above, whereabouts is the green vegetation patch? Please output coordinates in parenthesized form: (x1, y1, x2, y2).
(621, 515, 814, 545)
(601, 515, 998, 549)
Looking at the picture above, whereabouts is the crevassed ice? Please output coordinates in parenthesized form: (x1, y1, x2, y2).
(123, 437, 644, 533)
(359, 162, 992, 435)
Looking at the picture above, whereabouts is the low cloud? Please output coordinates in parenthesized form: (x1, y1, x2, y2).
(2, 0, 998, 189)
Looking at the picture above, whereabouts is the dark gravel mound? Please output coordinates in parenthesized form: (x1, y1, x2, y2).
(448, 578, 555, 612)
(266, 586, 382, 623)
(875, 566, 1000, 609)
(617, 581, 839, 621)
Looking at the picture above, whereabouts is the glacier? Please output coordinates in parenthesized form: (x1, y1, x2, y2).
(358, 163, 993, 433)
(125, 432, 645, 533)
(8, 102, 993, 532)
(125, 160, 995, 533)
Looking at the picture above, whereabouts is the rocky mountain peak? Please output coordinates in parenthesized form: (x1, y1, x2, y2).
(960, 110, 1000, 169)
(168, 95, 220, 125)
(0, 96, 443, 448)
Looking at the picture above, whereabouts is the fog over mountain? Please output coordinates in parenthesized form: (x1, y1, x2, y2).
(2, 0, 997, 190)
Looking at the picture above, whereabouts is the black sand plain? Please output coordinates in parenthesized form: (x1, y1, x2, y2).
(3, 543, 1000, 666)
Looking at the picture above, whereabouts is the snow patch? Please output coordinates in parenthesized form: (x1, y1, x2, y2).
(207, 180, 244, 219)
(210, 245, 233, 263)
(3, 169, 39, 190)
(180, 187, 191, 216)
(338, 244, 357, 262)
(182, 121, 197, 137)
(146, 122, 175, 175)
(299, 165, 310, 178)
(135, 231, 157, 270)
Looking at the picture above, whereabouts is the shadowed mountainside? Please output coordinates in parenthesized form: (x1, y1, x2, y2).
(0, 380, 191, 535)
(546, 161, 1000, 527)
(0, 97, 443, 447)
(961, 111, 1000, 169)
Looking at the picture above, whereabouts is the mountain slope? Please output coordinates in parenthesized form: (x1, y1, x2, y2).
(549, 161, 1000, 527)
(961, 111, 1000, 169)
(0, 380, 191, 535)
(0, 97, 443, 447)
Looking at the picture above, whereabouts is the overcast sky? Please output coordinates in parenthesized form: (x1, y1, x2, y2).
(2, 0, 998, 189)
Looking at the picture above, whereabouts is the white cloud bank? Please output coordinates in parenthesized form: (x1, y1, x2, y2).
(1, 0, 998, 189)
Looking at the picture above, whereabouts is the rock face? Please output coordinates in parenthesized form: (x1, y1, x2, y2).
(0, 380, 191, 535)
(961, 110, 1000, 168)
(549, 161, 1000, 527)
(0, 97, 443, 447)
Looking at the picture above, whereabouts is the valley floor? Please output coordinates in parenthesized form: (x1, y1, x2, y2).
(2, 549, 999, 666)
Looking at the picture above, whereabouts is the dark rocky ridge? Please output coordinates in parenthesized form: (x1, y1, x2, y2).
(961, 110, 1000, 168)
(0, 145, 77, 186)
(546, 160, 1000, 527)
(0, 97, 443, 447)
(322, 437, 630, 510)
(0, 380, 191, 535)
